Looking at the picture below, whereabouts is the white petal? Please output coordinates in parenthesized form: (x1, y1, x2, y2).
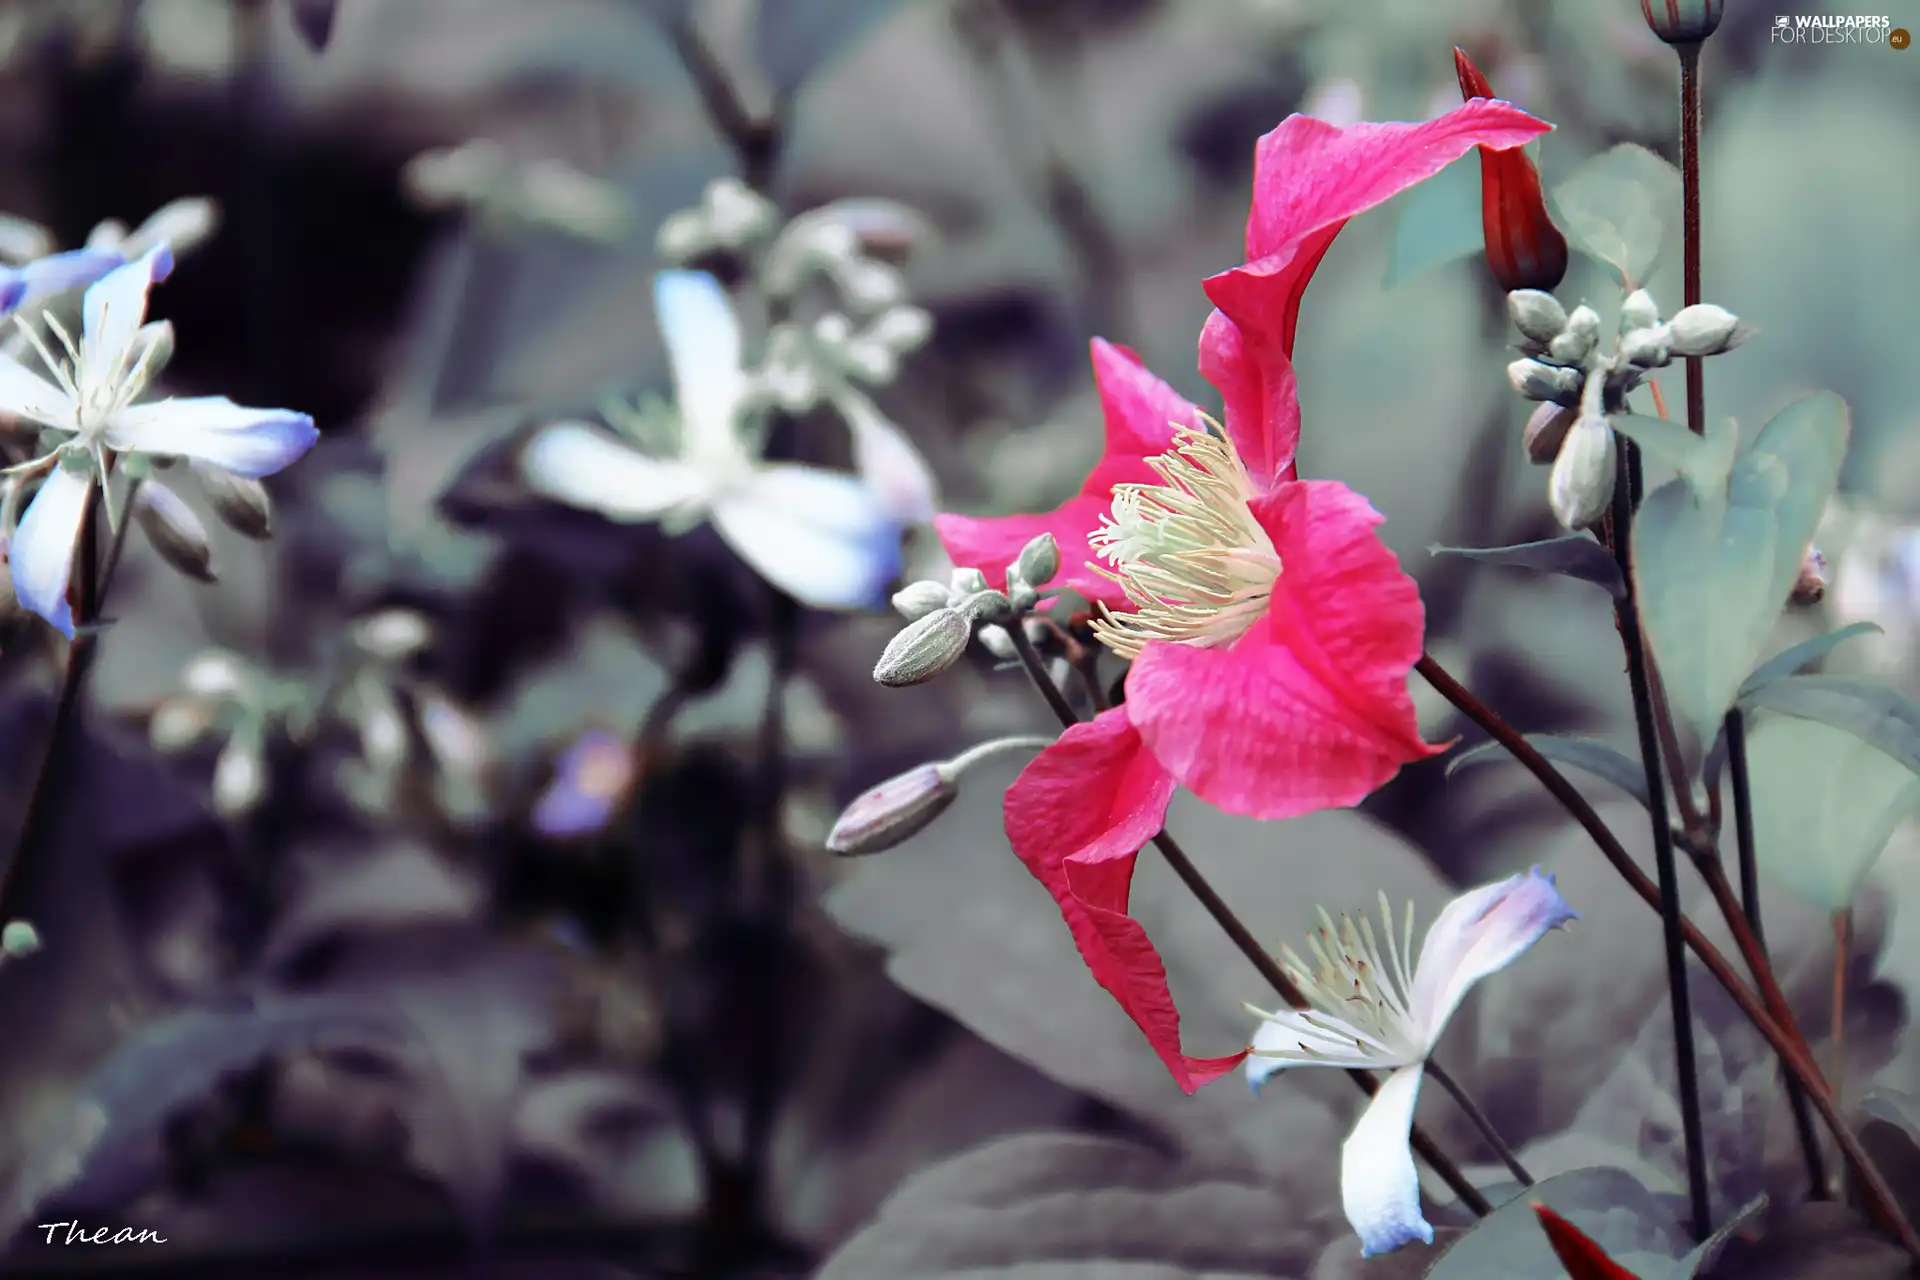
(520, 420, 710, 521)
(710, 464, 902, 610)
(127, 197, 220, 259)
(105, 397, 318, 477)
(0, 349, 75, 428)
(8, 465, 91, 637)
(6, 248, 125, 312)
(1408, 867, 1578, 1050)
(1247, 1012, 1406, 1087)
(1342, 1063, 1433, 1257)
(78, 246, 173, 402)
(841, 391, 937, 524)
(653, 271, 746, 466)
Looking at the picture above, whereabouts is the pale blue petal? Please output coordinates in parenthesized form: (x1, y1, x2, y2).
(531, 730, 636, 838)
(78, 246, 173, 399)
(711, 465, 902, 610)
(1343, 1064, 1433, 1258)
(843, 392, 937, 524)
(1408, 867, 1578, 1050)
(520, 420, 710, 521)
(0, 274, 23, 314)
(9, 465, 91, 637)
(103, 397, 317, 477)
(653, 271, 745, 466)
(2, 248, 125, 313)
(0, 349, 76, 427)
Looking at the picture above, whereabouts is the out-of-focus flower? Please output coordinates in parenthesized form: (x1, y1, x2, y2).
(0, 247, 125, 318)
(656, 177, 779, 263)
(1453, 48, 1568, 294)
(1640, 0, 1724, 45)
(404, 141, 630, 244)
(0, 919, 41, 961)
(85, 197, 220, 263)
(0, 248, 317, 634)
(531, 729, 638, 839)
(938, 100, 1547, 1090)
(520, 271, 905, 610)
(1245, 869, 1577, 1256)
(760, 198, 932, 302)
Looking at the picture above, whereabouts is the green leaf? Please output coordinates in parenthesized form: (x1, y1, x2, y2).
(1385, 152, 1484, 287)
(1740, 622, 1885, 697)
(1423, 1166, 1692, 1278)
(756, 0, 916, 100)
(1609, 414, 1738, 497)
(1632, 392, 1850, 746)
(1665, 1195, 1767, 1278)
(1550, 144, 1682, 288)
(1446, 734, 1649, 809)
(1430, 536, 1624, 597)
(1741, 673, 1920, 777)
(1741, 710, 1920, 912)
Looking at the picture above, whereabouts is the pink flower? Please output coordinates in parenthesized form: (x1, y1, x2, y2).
(939, 99, 1551, 1090)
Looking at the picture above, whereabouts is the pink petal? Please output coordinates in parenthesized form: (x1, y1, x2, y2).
(1199, 99, 1551, 491)
(935, 340, 1205, 607)
(1004, 707, 1247, 1092)
(1124, 480, 1444, 820)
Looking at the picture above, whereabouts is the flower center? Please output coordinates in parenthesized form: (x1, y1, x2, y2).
(1269, 897, 1426, 1067)
(1087, 423, 1281, 660)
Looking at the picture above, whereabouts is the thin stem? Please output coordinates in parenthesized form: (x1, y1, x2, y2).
(1610, 440, 1710, 1241)
(1005, 626, 1494, 1218)
(1416, 653, 1920, 1254)
(1678, 41, 1705, 439)
(1426, 1059, 1533, 1187)
(1832, 908, 1852, 1110)
(1726, 706, 1829, 1198)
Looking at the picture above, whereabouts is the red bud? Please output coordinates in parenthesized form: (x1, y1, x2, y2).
(1454, 47, 1569, 293)
(1531, 1204, 1646, 1280)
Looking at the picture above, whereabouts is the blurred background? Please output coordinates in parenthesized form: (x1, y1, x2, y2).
(0, 0, 1918, 1276)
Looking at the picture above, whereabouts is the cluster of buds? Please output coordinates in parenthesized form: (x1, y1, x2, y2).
(655, 177, 780, 264)
(873, 532, 1059, 688)
(403, 140, 632, 244)
(1506, 287, 1749, 529)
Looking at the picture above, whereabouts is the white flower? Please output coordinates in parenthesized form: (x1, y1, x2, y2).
(519, 270, 908, 611)
(0, 246, 125, 317)
(1245, 868, 1577, 1257)
(0, 247, 318, 635)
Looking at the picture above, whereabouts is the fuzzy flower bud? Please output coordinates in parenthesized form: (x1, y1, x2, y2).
(955, 589, 1014, 626)
(1507, 290, 1567, 345)
(192, 461, 273, 540)
(134, 482, 216, 583)
(1620, 289, 1660, 333)
(1548, 305, 1601, 365)
(864, 306, 934, 355)
(950, 566, 989, 598)
(1, 919, 41, 960)
(1524, 403, 1577, 465)
(892, 579, 951, 621)
(1011, 532, 1060, 591)
(1665, 304, 1746, 358)
(212, 740, 267, 817)
(1508, 358, 1583, 406)
(1456, 47, 1568, 293)
(1791, 545, 1829, 606)
(150, 697, 217, 751)
(1619, 326, 1672, 368)
(183, 650, 247, 698)
(826, 764, 957, 856)
(1640, 0, 1723, 46)
(1549, 414, 1617, 530)
(874, 607, 972, 687)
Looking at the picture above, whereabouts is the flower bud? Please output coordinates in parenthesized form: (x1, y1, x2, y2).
(655, 209, 712, 264)
(703, 178, 777, 247)
(836, 338, 899, 384)
(1012, 532, 1061, 591)
(150, 697, 217, 751)
(976, 623, 1017, 661)
(1548, 414, 1617, 530)
(1620, 289, 1660, 333)
(864, 305, 934, 355)
(1456, 47, 1568, 293)
(835, 259, 909, 313)
(1508, 358, 1583, 406)
(1665, 304, 1746, 358)
(1, 919, 41, 960)
(892, 579, 951, 621)
(826, 763, 958, 856)
(1791, 545, 1829, 606)
(351, 609, 433, 661)
(1507, 290, 1567, 345)
(955, 589, 1014, 626)
(212, 739, 267, 817)
(1524, 403, 1577, 465)
(1640, 0, 1723, 46)
(183, 650, 247, 698)
(874, 607, 972, 687)
(949, 566, 989, 598)
(134, 483, 215, 582)
(192, 461, 273, 539)
(1548, 305, 1601, 364)
(1619, 326, 1671, 368)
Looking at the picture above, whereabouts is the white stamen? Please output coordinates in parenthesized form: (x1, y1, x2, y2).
(1087, 422, 1281, 659)
(1252, 899, 1426, 1069)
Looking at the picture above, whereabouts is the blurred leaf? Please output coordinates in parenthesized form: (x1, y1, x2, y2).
(1385, 154, 1483, 287)
(1668, 1195, 1767, 1279)
(1430, 535, 1624, 598)
(1861, 1087, 1920, 1138)
(1741, 674, 1920, 778)
(1741, 623, 1885, 698)
(1698, 1202, 1910, 1279)
(1549, 145, 1681, 288)
(2, 993, 404, 1244)
(261, 843, 485, 976)
(290, 0, 337, 50)
(815, 1132, 1303, 1279)
(1445, 734, 1648, 809)
(1423, 1167, 1690, 1279)
(1633, 393, 1850, 747)
(756, 0, 917, 100)
(1742, 711, 1920, 912)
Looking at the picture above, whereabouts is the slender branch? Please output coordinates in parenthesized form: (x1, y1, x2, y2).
(1609, 440, 1710, 1240)
(1005, 626, 1496, 1217)
(1678, 42, 1705, 440)
(1726, 707, 1829, 1198)
(1416, 653, 1920, 1254)
(1426, 1059, 1533, 1187)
